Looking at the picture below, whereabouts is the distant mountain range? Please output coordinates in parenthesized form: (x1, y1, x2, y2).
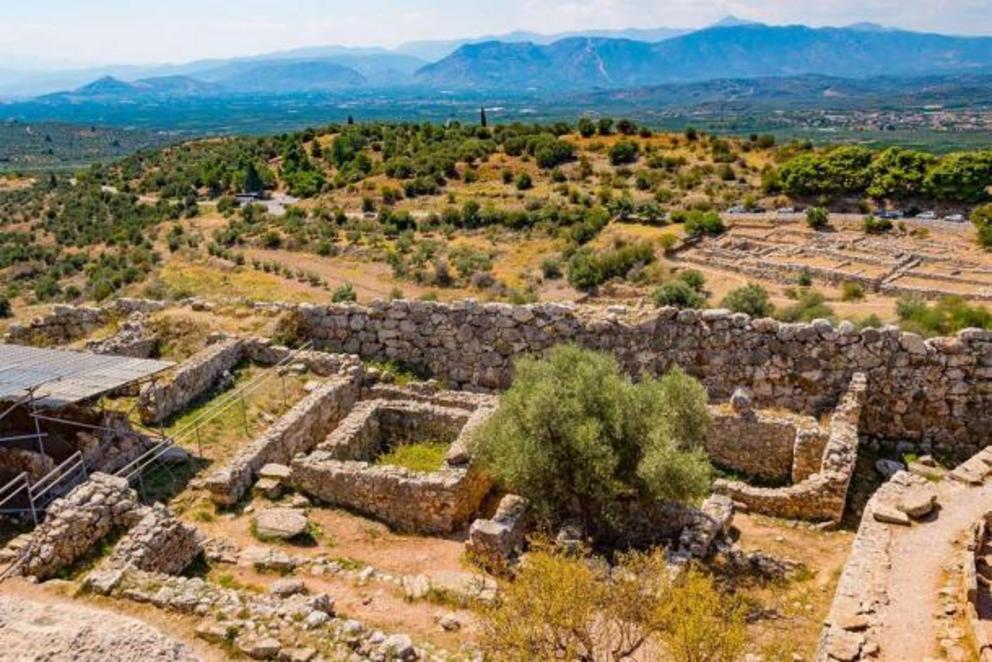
(416, 24, 992, 90)
(5, 18, 992, 104)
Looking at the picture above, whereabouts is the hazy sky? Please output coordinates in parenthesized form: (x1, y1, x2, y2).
(3, 0, 992, 65)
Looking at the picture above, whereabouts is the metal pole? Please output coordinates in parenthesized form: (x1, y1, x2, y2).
(28, 391, 45, 458)
(196, 423, 203, 459)
(240, 397, 249, 435)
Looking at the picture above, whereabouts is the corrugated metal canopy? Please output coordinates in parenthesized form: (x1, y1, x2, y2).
(0, 344, 173, 407)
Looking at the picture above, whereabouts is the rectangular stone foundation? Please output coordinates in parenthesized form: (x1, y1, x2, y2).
(290, 392, 495, 533)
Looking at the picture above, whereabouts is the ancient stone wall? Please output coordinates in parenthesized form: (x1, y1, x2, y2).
(138, 337, 246, 424)
(705, 407, 823, 484)
(295, 301, 992, 458)
(713, 373, 867, 523)
(291, 390, 495, 534)
(85, 312, 158, 358)
(100, 503, 203, 575)
(0, 473, 143, 580)
(5, 304, 109, 346)
(317, 400, 469, 461)
(204, 369, 362, 506)
(290, 458, 491, 534)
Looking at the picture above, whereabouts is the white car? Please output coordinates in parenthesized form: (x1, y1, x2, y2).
(915, 211, 937, 220)
(776, 207, 796, 215)
(944, 214, 966, 223)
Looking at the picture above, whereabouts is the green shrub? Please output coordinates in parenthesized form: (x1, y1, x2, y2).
(972, 204, 992, 249)
(652, 281, 706, 309)
(566, 242, 654, 291)
(540, 257, 562, 280)
(721, 283, 774, 317)
(776, 290, 833, 323)
(896, 295, 992, 337)
(805, 207, 830, 230)
(683, 211, 726, 237)
(862, 215, 893, 234)
(331, 282, 357, 303)
(677, 269, 706, 292)
(472, 346, 711, 533)
(841, 281, 866, 302)
(609, 140, 639, 166)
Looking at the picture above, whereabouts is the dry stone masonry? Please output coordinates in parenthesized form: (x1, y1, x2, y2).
(289, 392, 495, 533)
(296, 300, 992, 460)
(714, 373, 867, 523)
(205, 367, 363, 506)
(0, 473, 142, 579)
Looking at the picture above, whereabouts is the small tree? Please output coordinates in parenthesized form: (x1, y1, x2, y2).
(609, 140, 639, 166)
(472, 346, 711, 533)
(722, 283, 774, 317)
(805, 207, 830, 231)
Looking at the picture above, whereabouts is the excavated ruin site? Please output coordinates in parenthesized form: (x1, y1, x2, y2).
(676, 217, 992, 302)
(2, 296, 992, 661)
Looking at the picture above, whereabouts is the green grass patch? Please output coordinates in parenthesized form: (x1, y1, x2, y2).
(374, 441, 449, 473)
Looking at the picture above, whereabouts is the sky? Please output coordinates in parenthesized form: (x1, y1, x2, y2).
(2, 0, 992, 65)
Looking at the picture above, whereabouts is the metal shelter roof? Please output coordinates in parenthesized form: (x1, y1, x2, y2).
(0, 344, 173, 408)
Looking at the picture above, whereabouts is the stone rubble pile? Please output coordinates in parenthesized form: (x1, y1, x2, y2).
(98, 502, 204, 575)
(85, 311, 159, 358)
(107, 568, 449, 661)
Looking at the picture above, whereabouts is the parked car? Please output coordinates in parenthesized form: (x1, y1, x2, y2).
(726, 206, 746, 214)
(944, 213, 966, 223)
(915, 211, 937, 220)
(776, 207, 796, 215)
(877, 210, 903, 220)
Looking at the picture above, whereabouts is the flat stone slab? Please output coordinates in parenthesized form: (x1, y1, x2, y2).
(873, 504, 912, 526)
(253, 508, 309, 540)
(258, 463, 292, 481)
(899, 486, 938, 519)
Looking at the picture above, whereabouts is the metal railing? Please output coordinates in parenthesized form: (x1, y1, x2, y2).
(115, 340, 314, 485)
(0, 451, 87, 522)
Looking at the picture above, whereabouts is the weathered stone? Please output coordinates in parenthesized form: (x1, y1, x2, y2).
(873, 504, 912, 526)
(253, 509, 309, 540)
(899, 487, 938, 519)
(269, 578, 307, 597)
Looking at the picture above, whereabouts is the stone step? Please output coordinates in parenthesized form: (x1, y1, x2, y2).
(950, 467, 985, 486)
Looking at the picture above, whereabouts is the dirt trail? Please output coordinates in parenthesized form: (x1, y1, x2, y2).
(876, 479, 992, 660)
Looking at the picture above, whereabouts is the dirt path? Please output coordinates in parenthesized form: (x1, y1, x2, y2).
(876, 479, 992, 660)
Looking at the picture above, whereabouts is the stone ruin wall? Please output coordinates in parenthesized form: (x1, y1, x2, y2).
(138, 336, 246, 424)
(713, 373, 867, 523)
(0, 473, 203, 581)
(289, 393, 496, 534)
(704, 407, 827, 485)
(99, 502, 203, 576)
(137, 335, 364, 425)
(204, 368, 363, 506)
(3, 299, 166, 347)
(295, 301, 992, 459)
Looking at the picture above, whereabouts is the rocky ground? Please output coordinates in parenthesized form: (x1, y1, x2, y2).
(0, 589, 201, 661)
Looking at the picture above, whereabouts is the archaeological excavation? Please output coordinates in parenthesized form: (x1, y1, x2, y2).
(0, 295, 991, 661)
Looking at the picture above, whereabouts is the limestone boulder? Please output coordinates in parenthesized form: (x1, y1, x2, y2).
(253, 508, 309, 540)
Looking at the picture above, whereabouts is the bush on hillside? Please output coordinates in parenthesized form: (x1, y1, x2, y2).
(721, 283, 774, 318)
(652, 280, 706, 310)
(896, 295, 992, 337)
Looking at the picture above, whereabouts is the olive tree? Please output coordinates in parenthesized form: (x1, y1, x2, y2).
(472, 346, 712, 532)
